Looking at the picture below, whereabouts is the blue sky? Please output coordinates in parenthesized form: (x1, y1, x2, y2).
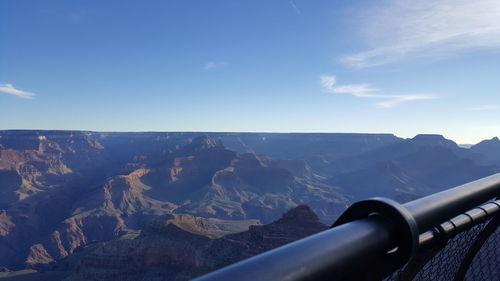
(1, 0, 499, 144)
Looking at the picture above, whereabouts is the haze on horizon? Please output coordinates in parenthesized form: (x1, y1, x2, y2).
(1, 0, 500, 144)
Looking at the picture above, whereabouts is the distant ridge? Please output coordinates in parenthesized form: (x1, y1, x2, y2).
(471, 137, 500, 162)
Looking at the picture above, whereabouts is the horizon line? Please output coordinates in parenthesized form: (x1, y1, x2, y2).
(0, 128, 496, 145)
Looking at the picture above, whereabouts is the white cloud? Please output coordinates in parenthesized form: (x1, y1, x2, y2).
(204, 61, 227, 70)
(469, 104, 499, 111)
(0, 83, 36, 99)
(375, 95, 435, 108)
(320, 75, 434, 108)
(341, 0, 500, 67)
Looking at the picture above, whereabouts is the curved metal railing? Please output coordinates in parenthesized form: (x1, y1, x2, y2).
(193, 173, 500, 281)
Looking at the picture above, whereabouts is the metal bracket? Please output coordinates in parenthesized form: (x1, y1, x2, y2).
(332, 197, 420, 280)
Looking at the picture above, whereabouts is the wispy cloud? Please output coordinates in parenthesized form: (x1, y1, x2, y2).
(0, 83, 36, 99)
(289, 1, 301, 15)
(320, 75, 434, 108)
(375, 95, 436, 108)
(469, 104, 499, 111)
(341, 0, 500, 67)
(204, 61, 227, 70)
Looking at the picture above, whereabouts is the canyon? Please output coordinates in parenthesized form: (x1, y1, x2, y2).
(1, 131, 498, 280)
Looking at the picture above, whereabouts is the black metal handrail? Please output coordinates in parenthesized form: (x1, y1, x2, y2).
(193, 173, 500, 281)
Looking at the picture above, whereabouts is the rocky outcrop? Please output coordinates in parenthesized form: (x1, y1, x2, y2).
(26, 244, 54, 267)
(0, 148, 72, 204)
(64, 205, 327, 281)
(0, 211, 14, 236)
(203, 205, 327, 269)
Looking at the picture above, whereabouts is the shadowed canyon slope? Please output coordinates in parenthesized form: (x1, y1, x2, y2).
(1, 130, 499, 280)
(64, 205, 327, 281)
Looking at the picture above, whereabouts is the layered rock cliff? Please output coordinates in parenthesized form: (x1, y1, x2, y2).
(0, 131, 348, 271)
(65, 205, 327, 281)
